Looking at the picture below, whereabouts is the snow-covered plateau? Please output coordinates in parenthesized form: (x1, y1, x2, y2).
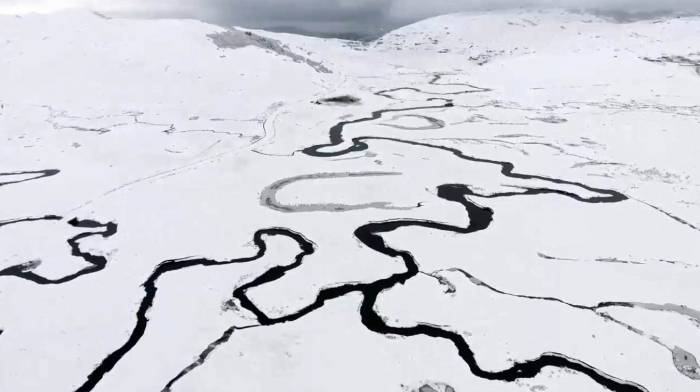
(1, 8, 699, 392)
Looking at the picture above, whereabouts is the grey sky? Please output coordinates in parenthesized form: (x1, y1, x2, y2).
(2, 0, 700, 39)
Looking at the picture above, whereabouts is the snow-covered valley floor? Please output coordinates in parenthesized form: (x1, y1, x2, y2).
(1, 9, 699, 392)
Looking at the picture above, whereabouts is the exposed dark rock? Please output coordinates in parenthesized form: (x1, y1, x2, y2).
(315, 95, 362, 105)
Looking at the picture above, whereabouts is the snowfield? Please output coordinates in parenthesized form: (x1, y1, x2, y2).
(1, 8, 699, 392)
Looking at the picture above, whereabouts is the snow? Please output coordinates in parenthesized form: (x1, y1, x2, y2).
(1, 8, 699, 392)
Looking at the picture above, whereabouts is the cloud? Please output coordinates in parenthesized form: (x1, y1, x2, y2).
(2, 0, 699, 37)
(4, 0, 700, 18)
(201, 0, 392, 24)
(387, 0, 700, 20)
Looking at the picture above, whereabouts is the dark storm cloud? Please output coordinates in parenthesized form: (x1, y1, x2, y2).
(195, 0, 700, 39)
(207, 0, 392, 23)
(93, 0, 700, 20)
(2, 0, 700, 38)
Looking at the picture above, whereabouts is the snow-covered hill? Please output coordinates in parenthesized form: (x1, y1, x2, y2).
(1, 9, 699, 392)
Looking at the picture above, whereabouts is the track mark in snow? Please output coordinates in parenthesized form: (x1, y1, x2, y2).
(161, 325, 257, 392)
(633, 198, 700, 232)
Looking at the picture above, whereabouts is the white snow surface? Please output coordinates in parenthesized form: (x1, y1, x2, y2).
(1, 8, 699, 392)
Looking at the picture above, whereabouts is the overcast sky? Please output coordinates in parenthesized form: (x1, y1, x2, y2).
(2, 0, 699, 39)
